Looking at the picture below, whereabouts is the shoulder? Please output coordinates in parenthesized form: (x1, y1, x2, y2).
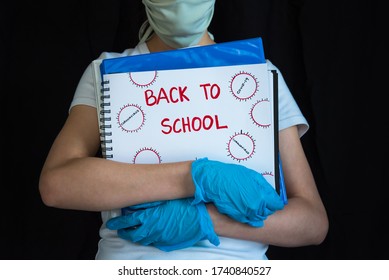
(266, 60, 309, 136)
(97, 42, 150, 60)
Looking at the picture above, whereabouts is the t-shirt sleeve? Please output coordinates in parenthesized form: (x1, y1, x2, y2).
(69, 46, 148, 113)
(267, 60, 309, 138)
(69, 62, 97, 111)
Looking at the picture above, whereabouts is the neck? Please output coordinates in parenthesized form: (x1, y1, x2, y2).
(146, 31, 215, 53)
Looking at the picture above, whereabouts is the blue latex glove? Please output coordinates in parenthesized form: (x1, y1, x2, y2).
(191, 158, 284, 227)
(106, 198, 220, 252)
(121, 201, 164, 215)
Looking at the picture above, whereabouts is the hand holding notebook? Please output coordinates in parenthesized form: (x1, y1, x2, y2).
(191, 158, 284, 227)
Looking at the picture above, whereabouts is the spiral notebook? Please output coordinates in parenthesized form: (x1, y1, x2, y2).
(93, 37, 285, 198)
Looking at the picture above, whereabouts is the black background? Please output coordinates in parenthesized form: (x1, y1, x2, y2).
(2, 0, 387, 259)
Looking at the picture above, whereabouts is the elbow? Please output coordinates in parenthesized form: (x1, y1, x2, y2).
(311, 211, 329, 245)
(39, 169, 64, 208)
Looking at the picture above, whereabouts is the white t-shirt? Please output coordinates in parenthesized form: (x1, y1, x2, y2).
(71, 42, 308, 260)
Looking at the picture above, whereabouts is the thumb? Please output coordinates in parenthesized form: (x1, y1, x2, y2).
(265, 192, 285, 212)
(106, 211, 144, 230)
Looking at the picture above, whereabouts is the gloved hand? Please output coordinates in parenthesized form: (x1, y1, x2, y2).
(121, 201, 164, 215)
(106, 198, 220, 252)
(191, 158, 284, 227)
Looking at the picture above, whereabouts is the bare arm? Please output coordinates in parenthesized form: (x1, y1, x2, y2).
(40, 104, 328, 246)
(207, 126, 329, 246)
(39, 105, 195, 211)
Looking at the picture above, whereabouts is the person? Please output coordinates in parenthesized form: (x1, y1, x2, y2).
(39, 0, 328, 260)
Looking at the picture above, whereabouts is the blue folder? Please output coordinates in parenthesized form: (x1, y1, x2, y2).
(100, 37, 266, 74)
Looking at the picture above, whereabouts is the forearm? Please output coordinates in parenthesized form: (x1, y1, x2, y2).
(208, 196, 328, 247)
(39, 157, 194, 211)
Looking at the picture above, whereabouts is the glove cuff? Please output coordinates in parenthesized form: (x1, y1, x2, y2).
(196, 202, 220, 247)
(191, 157, 210, 204)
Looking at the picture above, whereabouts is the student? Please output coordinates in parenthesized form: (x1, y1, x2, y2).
(39, 0, 328, 260)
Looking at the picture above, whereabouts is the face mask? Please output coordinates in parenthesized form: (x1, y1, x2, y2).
(140, 0, 215, 49)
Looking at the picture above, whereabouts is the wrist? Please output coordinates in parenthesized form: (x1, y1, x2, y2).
(205, 203, 230, 235)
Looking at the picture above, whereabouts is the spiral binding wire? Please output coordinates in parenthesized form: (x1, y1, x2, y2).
(100, 80, 113, 158)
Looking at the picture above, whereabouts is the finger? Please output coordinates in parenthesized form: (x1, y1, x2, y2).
(255, 177, 285, 211)
(106, 212, 144, 230)
(117, 225, 150, 243)
(213, 203, 242, 220)
(247, 219, 264, 227)
(264, 192, 285, 211)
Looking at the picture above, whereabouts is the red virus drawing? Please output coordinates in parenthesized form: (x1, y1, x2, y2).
(249, 98, 272, 128)
(132, 147, 162, 164)
(117, 104, 145, 133)
(229, 71, 259, 101)
(261, 171, 274, 178)
(129, 71, 158, 88)
(226, 130, 256, 162)
(261, 171, 274, 186)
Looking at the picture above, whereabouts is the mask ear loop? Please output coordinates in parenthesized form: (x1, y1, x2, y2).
(207, 31, 214, 41)
(139, 20, 154, 44)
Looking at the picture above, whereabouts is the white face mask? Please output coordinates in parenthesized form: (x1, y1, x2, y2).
(140, 0, 215, 49)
